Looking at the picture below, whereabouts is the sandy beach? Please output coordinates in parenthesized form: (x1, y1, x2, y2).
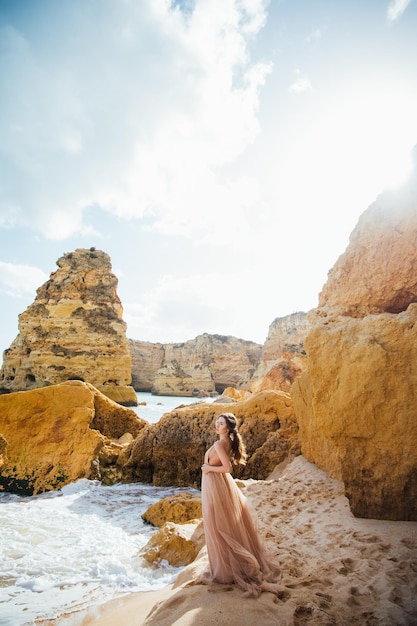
(46, 457, 417, 626)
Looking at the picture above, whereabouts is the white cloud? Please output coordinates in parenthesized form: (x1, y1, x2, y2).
(0, 262, 48, 298)
(0, 0, 271, 241)
(288, 77, 312, 93)
(387, 0, 411, 22)
(122, 258, 320, 345)
(98, 2, 272, 241)
(123, 273, 225, 343)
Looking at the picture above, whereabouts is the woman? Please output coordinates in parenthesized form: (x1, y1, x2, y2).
(200, 412, 282, 597)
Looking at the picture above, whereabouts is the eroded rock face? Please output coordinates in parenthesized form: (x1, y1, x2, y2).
(0, 381, 146, 495)
(130, 334, 262, 397)
(130, 320, 309, 398)
(250, 312, 310, 394)
(0, 248, 136, 405)
(153, 359, 215, 397)
(129, 340, 165, 391)
(293, 308, 417, 521)
(0, 434, 7, 467)
(292, 158, 417, 521)
(319, 179, 417, 317)
(125, 390, 300, 487)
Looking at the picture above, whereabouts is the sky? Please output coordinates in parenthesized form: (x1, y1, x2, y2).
(1, 0, 417, 354)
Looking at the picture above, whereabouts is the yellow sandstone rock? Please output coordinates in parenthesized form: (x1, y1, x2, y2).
(130, 333, 262, 396)
(96, 385, 138, 407)
(292, 156, 417, 521)
(127, 390, 300, 487)
(0, 434, 7, 467)
(0, 380, 146, 495)
(140, 520, 205, 567)
(0, 248, 136, 406)
(221, 387, 248, 400)
(142, 492, 202, 527)
(130, 317, 309, 398)
(251, 312, 310, 393)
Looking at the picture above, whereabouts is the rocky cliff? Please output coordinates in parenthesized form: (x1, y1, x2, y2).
(130, 317, 310, 398)
(130, 333, 262, 396)
(0, 248, 308, 401)
(129, 339, 165, 391)
(0, 248, 136, 405)
(292, 151, 417, 521)
(250, 312, 310, 393)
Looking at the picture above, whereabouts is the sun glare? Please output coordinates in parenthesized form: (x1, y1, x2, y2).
(284, 88, 417, 211)
(332, 90, 417, 190)
(267, 86, 417, 256)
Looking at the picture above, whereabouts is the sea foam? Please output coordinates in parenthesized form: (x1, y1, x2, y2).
(0, 479, 196, 626)
(0, 392, 211, 625)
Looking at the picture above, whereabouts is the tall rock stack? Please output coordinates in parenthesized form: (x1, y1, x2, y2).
(292, 148, 417, 521)
(0, 248, 136, 406)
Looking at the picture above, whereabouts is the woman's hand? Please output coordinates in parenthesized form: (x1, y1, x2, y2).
(201, 463, 211, 474)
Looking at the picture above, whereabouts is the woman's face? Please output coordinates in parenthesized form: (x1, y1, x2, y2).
(215, 416, 228, 436)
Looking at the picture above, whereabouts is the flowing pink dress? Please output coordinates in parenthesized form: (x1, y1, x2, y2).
(201, 444, 282, 597)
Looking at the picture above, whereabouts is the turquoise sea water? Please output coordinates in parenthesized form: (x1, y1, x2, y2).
(0, 393, 209, 626)
(132, 391, 216, 423)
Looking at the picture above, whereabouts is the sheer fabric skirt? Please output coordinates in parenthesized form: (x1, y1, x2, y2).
(201, 471, 282, 597)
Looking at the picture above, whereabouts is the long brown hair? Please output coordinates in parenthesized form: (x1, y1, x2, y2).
(220, 413, 247, 466)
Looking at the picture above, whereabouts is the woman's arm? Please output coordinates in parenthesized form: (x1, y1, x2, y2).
(201, 441, 232, 474)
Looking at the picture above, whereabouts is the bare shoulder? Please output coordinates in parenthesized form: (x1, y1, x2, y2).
(215, 439, 231, 455)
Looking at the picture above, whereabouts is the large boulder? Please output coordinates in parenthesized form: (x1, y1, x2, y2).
(0, 248, 136, 405)
(142, 492, 202, 527)
(140, 520, 205, 567)
(292, 152, 417, 521)
(140, 492, 205, 568)
(0, 381, 146, 495)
